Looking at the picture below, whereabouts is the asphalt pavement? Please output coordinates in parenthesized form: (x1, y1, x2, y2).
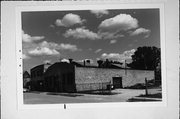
(24, 88, 161, 104)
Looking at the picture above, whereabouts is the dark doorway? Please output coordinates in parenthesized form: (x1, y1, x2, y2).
(112, 77, 123, 88)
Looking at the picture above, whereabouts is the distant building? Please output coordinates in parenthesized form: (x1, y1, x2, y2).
(30, 63, 51, 91)
(23, 71, 31, 89)
(30, 59, 155, 92)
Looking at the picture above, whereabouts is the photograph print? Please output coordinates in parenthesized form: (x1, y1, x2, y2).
(22, 8, 162, 104)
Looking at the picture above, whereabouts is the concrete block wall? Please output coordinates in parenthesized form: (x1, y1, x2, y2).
(124, 69, 154, 87)
(75, 82, 110, 92)
(75, 67, 154, 92)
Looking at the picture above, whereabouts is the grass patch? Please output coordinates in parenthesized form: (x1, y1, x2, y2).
(80, 90, 120, 95)
(137, 93, 162, 98)
(127, 98, 161, 102)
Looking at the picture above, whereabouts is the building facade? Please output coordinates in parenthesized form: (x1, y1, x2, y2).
(75, 67, 154, 92)
(30, 61, 155, 93)
(44, 62, 76, 92)
(30, 63, 51, 91)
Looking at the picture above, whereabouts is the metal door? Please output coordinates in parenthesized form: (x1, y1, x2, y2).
(112, 77, 122, 88)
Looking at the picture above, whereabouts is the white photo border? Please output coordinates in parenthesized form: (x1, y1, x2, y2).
(15, 3, 166, 110)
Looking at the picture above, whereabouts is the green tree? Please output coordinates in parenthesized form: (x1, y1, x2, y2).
(128, 46, 160, 70)
(128, 46, 161, 85)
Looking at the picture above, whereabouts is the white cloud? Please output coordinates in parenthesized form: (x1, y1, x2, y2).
(28, 47, 60, 56)
(55, 19, 64, 26)
(22, 30, 45, 43)
(38, 41, 78, 52)
(98, 31, 124, 40)
(23, 41, 79, 57)
(59, 43, 78, 52)
(101, 49, 136, 62)
(22, 53, 30, 59)
(99, 14, 138, 32)
(101, 53, 122, 61)
(123, 49, 136, 59)
(110, 40, 117, 44)
(130, 27, 151, 38)
(64, 27, 101, 40)
(95, 49, 102, 53)
(55, 13, 85, 27)
(90, 10, 109, 18)
(61, 58, 70, 63)
(97, 14, 138, 40)
(40, 41, 59, 49)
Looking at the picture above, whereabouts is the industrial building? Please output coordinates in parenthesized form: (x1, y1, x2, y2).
(30, 60, 154, 92)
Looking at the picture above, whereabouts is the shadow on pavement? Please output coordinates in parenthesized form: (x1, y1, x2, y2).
(46, 92, 84, 97)
(137, 93, 162, 98)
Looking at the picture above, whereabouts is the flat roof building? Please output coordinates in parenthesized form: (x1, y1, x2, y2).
(30, 60, 154, 93)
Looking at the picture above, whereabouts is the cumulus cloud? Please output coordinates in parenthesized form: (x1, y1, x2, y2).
(123, 49, 136, 59)
(55, 13, 85, 27)
(100, 49, 136, 62)
(59, 43, 78, 52)
(28, 47, 60, 56)
(90, 10, 109, 18)
(22, 31, 79, 58)
(98, 31, 124, 40)
(130, 27, 151, 38)
(22, 53, 30, 59)
(62, 14, 149, 41)
(95, 49, 102, 53)
(60, 58, 70, 63)
(97, 14, 138, 40)
(110, 40, 117, 44)
(22, 30, 45, 43)
(23, 41, 78, 57)
(99, 14, 138, 32)
(64, 27, 101, 40)
(101, 53, 121, 61)
(40, 41, 78, 51)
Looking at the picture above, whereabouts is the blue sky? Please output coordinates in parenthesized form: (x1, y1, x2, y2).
(22, 9, 160, 72)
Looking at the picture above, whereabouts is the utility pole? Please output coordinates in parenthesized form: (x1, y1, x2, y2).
(125, 59, 127, 75)
(145, 78, 148, 96)
(143, 53, 148, 96)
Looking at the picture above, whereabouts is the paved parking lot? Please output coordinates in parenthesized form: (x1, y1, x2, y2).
(24, 88, 161, 104)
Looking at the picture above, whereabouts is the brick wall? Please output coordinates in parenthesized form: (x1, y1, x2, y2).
(75, 67, 154, 92)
